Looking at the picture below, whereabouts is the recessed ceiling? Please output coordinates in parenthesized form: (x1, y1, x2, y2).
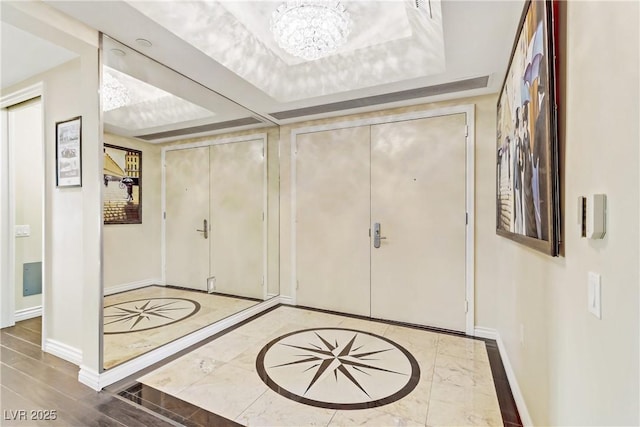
(127, 1, 446, 102)
(45, 0, 525, 124)
(1, 21, 78, 89)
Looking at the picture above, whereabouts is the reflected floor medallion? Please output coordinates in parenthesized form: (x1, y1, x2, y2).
(104, 298, 200, 334)
(256, 328, 420, 409)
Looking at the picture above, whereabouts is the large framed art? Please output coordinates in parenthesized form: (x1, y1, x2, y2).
(496, 0, 560, 256)
(103, 144, 142, 224)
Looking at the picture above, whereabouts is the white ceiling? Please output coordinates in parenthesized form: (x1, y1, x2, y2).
(3, 0, 525, 139)
(1, 21, 78, 89)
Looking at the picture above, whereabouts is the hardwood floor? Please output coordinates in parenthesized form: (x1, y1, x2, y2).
(0, 317, 176, 427)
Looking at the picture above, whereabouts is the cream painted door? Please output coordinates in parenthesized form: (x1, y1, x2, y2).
(296, 127, 371, 316)
(165, 147, 210, 291)
(370, 114, 467, 331)
(209, 140, 264, 299)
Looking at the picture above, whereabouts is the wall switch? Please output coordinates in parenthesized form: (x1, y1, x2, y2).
(588, 272, 601, 319)
(14, 224, 30, 237)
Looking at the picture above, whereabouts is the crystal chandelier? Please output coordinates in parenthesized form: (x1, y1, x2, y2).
(270, 1, 351, 61)
(102, 72, 131, 112)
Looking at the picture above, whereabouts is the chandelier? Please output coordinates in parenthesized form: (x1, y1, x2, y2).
(102, 72, 131, 112)
(270, 1, 351, 61)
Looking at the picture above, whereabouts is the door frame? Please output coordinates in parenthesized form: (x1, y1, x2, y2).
(0, 83, 47, 346)
(161, 133, 269, 299)
(290, 105, 476, 335)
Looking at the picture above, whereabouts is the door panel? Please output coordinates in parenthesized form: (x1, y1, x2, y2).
(296, 127, 371, 316)
(370, 115, 467, 331)
(209, 140, 264, 299)
(165, 147, 209, 290)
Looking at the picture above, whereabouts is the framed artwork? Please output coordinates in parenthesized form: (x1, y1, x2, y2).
(496, 0, 560, 256)
(103, 144, 142, 224)
(55, 117, 82, 187)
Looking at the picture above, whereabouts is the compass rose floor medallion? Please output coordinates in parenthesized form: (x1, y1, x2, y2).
(104, 297, 201, 334)
(256, 328, 420, 410)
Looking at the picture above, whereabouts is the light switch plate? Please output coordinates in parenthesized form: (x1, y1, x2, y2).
(14, 224, 31, 237)
(588, 272, 601, 319)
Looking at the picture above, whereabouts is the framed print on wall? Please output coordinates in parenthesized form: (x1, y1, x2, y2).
(55, 117, 82, 187)
(496, 0, 560, 256)
(103, 144, 142, 224)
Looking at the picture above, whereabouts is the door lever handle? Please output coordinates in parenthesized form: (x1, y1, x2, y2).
(373, 222, 386, 248)
(196, 219, 208, 239)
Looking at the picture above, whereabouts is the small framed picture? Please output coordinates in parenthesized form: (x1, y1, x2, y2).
(55, 116, 82, 187)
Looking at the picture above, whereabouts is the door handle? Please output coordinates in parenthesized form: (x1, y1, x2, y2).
(373, 222, 387, 248)
(196, 219, 208, 239)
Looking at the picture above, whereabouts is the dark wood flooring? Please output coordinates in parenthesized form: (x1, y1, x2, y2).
(0, 317, 176, 427)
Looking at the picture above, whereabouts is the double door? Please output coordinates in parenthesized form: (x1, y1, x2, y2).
(296, 114, 467, 331)
(164, 139, 264, 299)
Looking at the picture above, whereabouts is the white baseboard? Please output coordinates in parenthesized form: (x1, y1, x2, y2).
(278, 295, 294, 305)
(474, 327, 533, 426)
(81, 296, 281, 390)
(14, 305, 42, 322)
(44, 338, 82, 366)
(103, 279, 162, 296)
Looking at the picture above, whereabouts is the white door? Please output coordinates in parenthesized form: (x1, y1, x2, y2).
(295, 127, 371, 316)
(295, 114, 468, 330)
(165, 147, 210, 291)
(209, 140, 264, 299)
(370, 115, 467, 331)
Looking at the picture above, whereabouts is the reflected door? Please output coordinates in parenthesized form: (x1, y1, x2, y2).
(209, 140, 265, 299)
(165, 147, 210, 291)
(370, 115, 467, 331)
(295, 127, 371, 316)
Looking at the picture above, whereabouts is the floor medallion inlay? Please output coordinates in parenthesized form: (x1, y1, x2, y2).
(255, 328, 420, 410)
(104, 297, 201, 334)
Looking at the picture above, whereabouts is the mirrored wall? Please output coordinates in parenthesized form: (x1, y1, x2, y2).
(100, 35, 280, 370)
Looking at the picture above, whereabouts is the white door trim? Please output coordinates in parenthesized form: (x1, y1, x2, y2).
(290, 105, 476, 335)
(161, 133, 269, 299)
(0, 82, 47, 346)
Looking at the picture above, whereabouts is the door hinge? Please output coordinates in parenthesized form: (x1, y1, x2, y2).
(465, 125, 469, 137)
(163, 212, 166, 220)
(465, 300, 469, 313)
(465, 212, 468, 225)
(262, 212, 264, 221)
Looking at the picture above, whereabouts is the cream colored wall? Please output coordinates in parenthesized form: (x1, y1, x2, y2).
(11, 98, 43, 311)
(103, 133, 162, 290)
(487, 2, 639, 425)
(1, 1, 101, 372)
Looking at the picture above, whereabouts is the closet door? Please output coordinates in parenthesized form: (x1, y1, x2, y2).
(165, 147, 210, 291)
(295, 127, 371, 316)
(209, 140, 265, 299)
(370, 114, 467, 331)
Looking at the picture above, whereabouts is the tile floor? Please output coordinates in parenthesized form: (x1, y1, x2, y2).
(103, 286, 258, 369)
(130, 306, 509, 426)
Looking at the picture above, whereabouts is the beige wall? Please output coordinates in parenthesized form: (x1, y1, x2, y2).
(1, 0, 101, 371)
(103, 133, 162, 290)
(487, 2, 639, 425)
(10, 98, 43, 311)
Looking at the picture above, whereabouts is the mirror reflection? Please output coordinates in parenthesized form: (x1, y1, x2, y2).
(101, 36, 279, 370)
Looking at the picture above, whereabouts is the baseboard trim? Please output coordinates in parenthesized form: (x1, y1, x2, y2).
(278, 295, 294, 305)
(103, 279, 163, 296)
(475, 326, 533, 426)
(87, 296, 281, 390)
(44, 338, 82, 366)
(14, 305, 42, 322)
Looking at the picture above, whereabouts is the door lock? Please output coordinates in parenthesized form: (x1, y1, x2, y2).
(196, 219, 208, 239)
(373, 222, 387, 248)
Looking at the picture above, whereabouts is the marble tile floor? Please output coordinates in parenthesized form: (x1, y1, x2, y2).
(103, 286, 259, 369)
(119, 306, 521, 426)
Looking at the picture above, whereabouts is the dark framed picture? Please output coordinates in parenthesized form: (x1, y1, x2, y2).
(103, 144, 142, 224)
(55, 117, 82, 187)
(496, 0, 560, 256)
